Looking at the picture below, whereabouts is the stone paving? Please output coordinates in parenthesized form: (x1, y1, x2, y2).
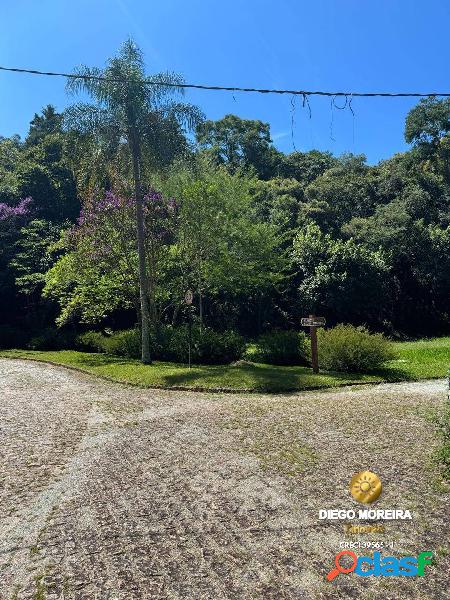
(0, 359, 449, 599)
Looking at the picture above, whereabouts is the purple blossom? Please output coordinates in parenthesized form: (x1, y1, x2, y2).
(74, 188, 178, 249)
(77, 209, 85, 226)
(143, 190, 163, 204)
(167, 197, 178, 213)
(0, 197, 32, 221)
(78, 188, 173, 222)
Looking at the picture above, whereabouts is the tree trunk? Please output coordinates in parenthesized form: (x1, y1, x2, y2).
(129, 128, 152, 364)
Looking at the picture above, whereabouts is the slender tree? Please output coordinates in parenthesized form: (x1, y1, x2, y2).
(64, 39, 202, 363)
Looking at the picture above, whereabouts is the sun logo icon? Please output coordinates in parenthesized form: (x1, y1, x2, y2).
(350, 471, 382, 504)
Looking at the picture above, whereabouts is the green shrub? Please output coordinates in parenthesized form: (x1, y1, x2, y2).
(156, 325, 245, 364)
(247, 330, 309, 365)
(317, 324, 395, 372)
(76, 331, 108, 353)
(192, 327, 245, 364)
(77, 329, 141, 358)
(104, 329, 141, 359)
(76, 326, 244, 365)
(28, 327, 75, 351)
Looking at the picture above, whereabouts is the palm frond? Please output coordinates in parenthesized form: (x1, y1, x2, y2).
(145, 71, 186, 105)
(161, 102, 205, 131)
(115, 38, 145, 71)
(63, 103, 114, 135)
(66, 66, 106, 99)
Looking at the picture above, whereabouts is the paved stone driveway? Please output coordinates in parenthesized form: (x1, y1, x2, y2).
(0, 359, 449, 599)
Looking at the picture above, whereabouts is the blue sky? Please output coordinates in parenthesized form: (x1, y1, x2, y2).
(1, 0, 449, 163)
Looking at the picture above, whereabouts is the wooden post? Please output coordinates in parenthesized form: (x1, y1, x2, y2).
(301, 314, 324, 373)
(309, 313, 319, 373)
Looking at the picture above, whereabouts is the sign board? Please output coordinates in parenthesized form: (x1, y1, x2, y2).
(301, 317, 326, 327)
(301, 314, 325, 373)
(184, 289, 193, 305)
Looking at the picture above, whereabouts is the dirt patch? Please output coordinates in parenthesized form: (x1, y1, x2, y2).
(0, 359, 448, 599)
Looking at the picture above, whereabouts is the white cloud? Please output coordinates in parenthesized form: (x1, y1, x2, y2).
(272, 130, 290, 142)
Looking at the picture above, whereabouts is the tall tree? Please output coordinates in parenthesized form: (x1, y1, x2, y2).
(26, 105, 63, 147)
(64, 39, 203, 363)
(196, 114, 282, 178)
(405, 97, 450, 184)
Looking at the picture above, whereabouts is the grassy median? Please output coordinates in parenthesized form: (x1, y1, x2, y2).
(1, 337, 448, 392)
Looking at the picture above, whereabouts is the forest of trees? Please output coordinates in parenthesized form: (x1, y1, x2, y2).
(1, 41, 449, 353)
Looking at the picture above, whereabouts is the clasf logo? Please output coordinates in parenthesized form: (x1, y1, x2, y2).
(327, 550, 433, 580)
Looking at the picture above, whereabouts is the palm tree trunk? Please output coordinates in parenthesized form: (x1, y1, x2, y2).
(129, 128, 152, 364)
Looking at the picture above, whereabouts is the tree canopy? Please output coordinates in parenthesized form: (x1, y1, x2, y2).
(1, 41, 449, 347)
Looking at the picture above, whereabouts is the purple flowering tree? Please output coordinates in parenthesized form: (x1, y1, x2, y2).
(0, 197, 32, 221)
(53, 189, 178, 325)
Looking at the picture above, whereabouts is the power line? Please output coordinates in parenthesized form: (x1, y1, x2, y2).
(1, 65, 449, 98)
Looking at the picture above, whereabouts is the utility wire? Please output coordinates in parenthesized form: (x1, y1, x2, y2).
(0, 65, 449, 98)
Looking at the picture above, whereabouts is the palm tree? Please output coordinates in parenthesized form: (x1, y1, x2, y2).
(65, 39, 203, 363)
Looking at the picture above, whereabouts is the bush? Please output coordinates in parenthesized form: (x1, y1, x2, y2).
(28, 327, 75, 351)
(317, 324, 395, 372)
(104, 329, 141, 359)
(76, 326, 245, 365)
(77, 329, 141, 358)
(247, 330, 309, 365)
(76, 331, 106, 353)
(191, 327, 245, 364)
(156, 325, 245, 364)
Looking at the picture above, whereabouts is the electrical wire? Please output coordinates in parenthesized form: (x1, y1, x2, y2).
(0, 65, 449, 98)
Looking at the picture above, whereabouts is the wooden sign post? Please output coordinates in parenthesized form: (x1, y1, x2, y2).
(301, 314, 326, 373)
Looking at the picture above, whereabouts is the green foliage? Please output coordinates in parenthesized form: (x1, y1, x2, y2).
(78, 329, 142, 358)
(76, 331, 106, 353)
(247, 330, 309, 365)
(26, 105, 63, 147)
(405, 97, 450, 146)
(293, 223, 390, 327)
(11, 219, 62, 296)
(77, 326, 245, 364)
(153, 325, 245, 365)
(303, 154, 378, 229)
(43, 249, 134, 325)
(17, 132, 79, 222)
(250, 177, 304, 239)
(404, 98, 450, 184)
(196, 114, 281, 178)
(159, 163, 286, 322)
(27, 327, 75, 351)
(280, 150, 338, 183)
(317, 324, 395, 372)
(0, 136, 21, 203)
(104, 329, 141, 358)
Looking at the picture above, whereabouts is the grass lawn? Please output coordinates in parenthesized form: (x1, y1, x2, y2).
(1, 336, 448, 392)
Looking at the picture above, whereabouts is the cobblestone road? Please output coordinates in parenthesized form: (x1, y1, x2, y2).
(0, 359, 448, 599)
